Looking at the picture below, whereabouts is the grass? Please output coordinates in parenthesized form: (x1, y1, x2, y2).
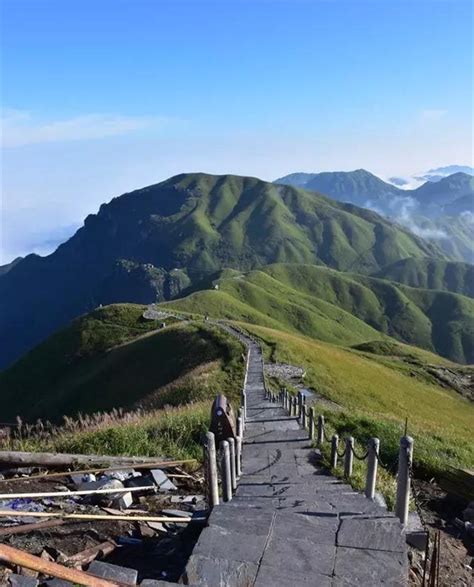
(242, 323, 474, 479)
(7, 403, 211, 464)
(165, 262, 474, 363)
(0, 305, 245, 421)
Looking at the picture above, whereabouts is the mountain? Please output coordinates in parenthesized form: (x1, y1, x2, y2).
(275, 169, 403, 206)
(416, 165, 474, 183)
(0, 304, 244, 421)
(412, 172, 474, 208)
(374, 258, 474, 297)
(276, 170, 474, 263)
(0, 172, 444, 369)
(164, 263, 474, 363)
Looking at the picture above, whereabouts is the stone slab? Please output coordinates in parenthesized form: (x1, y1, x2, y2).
(260, 535, 336, 576)
(333, 546, 408, 585)
(9, 575, 39, 587)
(254, 565, 332, 587)
(193, 525, 268, 564)
(183, 554, 258, 587)
(338, 517, 406, 552)
(87, 560, 138, 585)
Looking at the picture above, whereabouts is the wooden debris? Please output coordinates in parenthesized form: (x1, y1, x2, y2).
(0, 510, 192, 523)
(0, 519, 70, 537)
(67, 540, 117, 566)
(0, 484, 154, 500)
(0, 451, 196, 482)
(0, 543, 122, 586)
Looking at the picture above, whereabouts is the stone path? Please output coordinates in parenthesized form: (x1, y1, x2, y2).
(183, 331, 408, 586)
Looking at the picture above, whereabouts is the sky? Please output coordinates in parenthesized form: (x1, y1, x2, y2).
(1, 0, 473, 263)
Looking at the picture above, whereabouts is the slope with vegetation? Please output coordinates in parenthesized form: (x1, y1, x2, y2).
(164, 263, 474, 363)
(0, 172, 443, 369)
(0, 304, 244, 421)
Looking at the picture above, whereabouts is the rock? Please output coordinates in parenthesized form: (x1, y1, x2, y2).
(147, 521, 167, 533)
(87, 560, 138, 585)
(150, 470, 177, 492)
(161, 509, 190, 518)
(405, 512, 428, 551)
(8, 575, 38, 587)
(124, 475, 155, 489)
(171, 494, 205, 504)
(79, 478, 125, 506)
(116, 491, 134, 509)
(462, 506, 474, 522)
(70, 473, 96, 487)
(108, 469, 135, 482)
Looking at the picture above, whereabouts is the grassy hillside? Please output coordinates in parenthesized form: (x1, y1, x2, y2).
(164, 263, 474, 363)
(374, 257, 474, 297)
(0, 304, 244, 421)
(246, 324, 474, 478)
(0, 172, 444, 369)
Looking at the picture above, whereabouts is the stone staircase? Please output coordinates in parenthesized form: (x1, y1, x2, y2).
(182, 333, 408, 586)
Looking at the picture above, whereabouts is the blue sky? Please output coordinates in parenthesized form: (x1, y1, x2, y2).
(1, 0, 473, 262)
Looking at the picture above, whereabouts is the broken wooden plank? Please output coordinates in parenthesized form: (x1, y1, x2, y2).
(0, 484, 154, 500)
(0, 459, 196, 484)
(0, 451, 196, 470)
(67, 541, 117, 566)
(0, 543, 124, 586)
(0, 510, 192, 523)
(0, 519, 70, 537)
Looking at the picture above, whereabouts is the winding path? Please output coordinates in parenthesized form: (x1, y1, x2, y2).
(183, 329, 408, 586)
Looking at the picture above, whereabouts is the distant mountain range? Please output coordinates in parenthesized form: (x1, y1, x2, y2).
(275, 169, 473, 263)
(390, 165, 474, 187)
(0, 172, 449, 369)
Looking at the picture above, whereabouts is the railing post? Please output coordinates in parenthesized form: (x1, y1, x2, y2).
(297, 392, 303, 421)
(237, 416, 243, 438)
(309, 407, 315, 441)
(344, 436, 354, 479)
(221, 440, 232, 502)
(241, 390, 247, 420)
(238, 408, 245, 432)
(236, 435, 242, 477)
(205, 432, 219, 508)
(302, 404, 307, 429)
(228, 437, 237, 491)
(395, 436, 413, 525)
(317, 415, 325, 447)
(292, 396, 297, 417)
(364, 437, 379, 499)
(330, 434, 339, 469)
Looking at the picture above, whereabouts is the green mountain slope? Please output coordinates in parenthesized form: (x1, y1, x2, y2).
(0, 304, 244, 421)
(165, 263, 474, 363)
(374, 258, 474, 297)
(0, 172, 443, 369)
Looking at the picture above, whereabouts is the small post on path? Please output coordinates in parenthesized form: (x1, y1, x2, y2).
(205, 432, 219, 508)
(228, 437, 237, 491)
(238, 408, 245, 433)
(297, 392, 303, 421)
(330, 434, 339, 469)
(241, 390, 247, 421)
(221, 440, 232, 502)
(309, 407, 315, 441)
(236, 435, 242, 477)
(283, 389, 287, 411)
(365, 437, 380, 500)
(317, 415, 325, 447)
(344, 436, 354, 479)
(302, 404, 307, 429)
(395, 436, 413, 525)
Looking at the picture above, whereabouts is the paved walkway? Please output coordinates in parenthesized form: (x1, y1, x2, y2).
(183, 332, 408, 586)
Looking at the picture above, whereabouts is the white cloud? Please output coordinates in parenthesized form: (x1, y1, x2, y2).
(1, 109, 170, 147)
(419, 109, 447, 122)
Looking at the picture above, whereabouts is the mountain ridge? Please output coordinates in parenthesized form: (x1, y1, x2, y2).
(0, 172, 444, 369)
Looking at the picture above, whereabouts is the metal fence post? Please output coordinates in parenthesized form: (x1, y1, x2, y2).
(330, 434, 339, 469)
(365, 437, 380, 500)
(302, 404, 307, 429)
(309, 407, 315, 441)
(344, 436, 354, 479)
(395, 436, 413, 525)
(205, 432, 219, 508)
(221, 440, 232, 502)
(317, 415, 325, 447)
